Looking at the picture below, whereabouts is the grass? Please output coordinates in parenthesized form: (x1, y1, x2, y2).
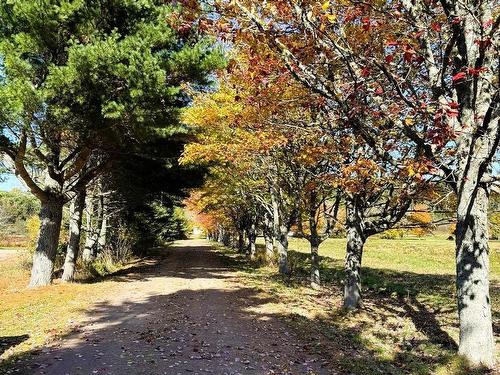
(285, 236, 500, 278)
(0, 250, 132, 372)
(219, 235, 500, 374)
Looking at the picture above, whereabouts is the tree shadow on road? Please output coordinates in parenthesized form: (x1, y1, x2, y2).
(0, 335, 29, 356)
(2, 243, 495, 375)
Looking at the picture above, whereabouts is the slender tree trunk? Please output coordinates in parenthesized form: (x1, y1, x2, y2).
(247, 222, 257, 260)
(310, 240, 320, 289)
(277, 224, 289, 275)
(222, 230, 231, 246)
(217, 227, 224, 243)
(238, 230, 245, 252)
(28, 197, 64, 287)
(344, 201, 366, 309)
(82, 194, 98, 262)
(455, 185, 494, 366)
(61, 190, 86, 282)
(97, 209, 107, 252)
(271, 192, 289, 274)
(308, 193, 321, 289)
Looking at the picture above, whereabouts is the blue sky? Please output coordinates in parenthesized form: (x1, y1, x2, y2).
(0, 174, 26, 191)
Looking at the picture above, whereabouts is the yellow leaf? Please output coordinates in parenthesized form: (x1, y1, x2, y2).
(404, 117, 414, 125)
(327, 14, 336, 23)
(322, 1, 330, 11)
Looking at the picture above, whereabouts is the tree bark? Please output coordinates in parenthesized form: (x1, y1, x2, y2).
(97, 208, 107, 252)
(343, 200, 366, 309)
(82, 194, 100, 262)
(61, 190, 86, 282)
(237, 230, 245, 252)
(28, 197, 64, 287)
(246, 222, 257, 260)
(264, 231, 274, 261)
(455, 185, 494, 367)
(310, 241, 320, 289)
(271, 191, 289, 274)
(277, 224, 289, 275)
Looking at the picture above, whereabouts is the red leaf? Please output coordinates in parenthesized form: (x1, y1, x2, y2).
(403, 50, 414, 62)
(452, 72, 466, 81)
(385, 54, 395, 63)
(361, 17, 371, 31)
(431, 22, 441, 32)
(483, 19, 493, 28)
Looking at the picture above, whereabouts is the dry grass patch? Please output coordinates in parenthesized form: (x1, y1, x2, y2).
(0, 251, 131, 372)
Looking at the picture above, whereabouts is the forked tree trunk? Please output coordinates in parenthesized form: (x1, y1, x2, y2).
(455, 185, 494, 367)
(310, 241, 320, 289)
(61, 190, 86, 282)
(29, 197, 64, 287)
(343, 201, 366, 309)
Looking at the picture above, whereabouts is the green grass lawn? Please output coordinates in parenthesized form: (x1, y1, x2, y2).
(237, 236, 500, 374)
(285, 235, 500, 278)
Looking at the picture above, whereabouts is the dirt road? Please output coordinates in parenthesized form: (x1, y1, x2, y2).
(0, 249, 20, 262)
(21, 239, 329, 375)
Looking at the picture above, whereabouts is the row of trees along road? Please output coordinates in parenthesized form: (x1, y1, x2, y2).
(0, 1, 224, 286)
(183, 0, 500, 367)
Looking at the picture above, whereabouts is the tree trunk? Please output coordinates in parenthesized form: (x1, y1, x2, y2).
(277, 224, 289, 275)
(61, 190, 86, 282)
(82, 194, 99, 262)
(217, 226, 225, 244)
(455, 185, 494, 367)
(247, 222, 257, 260)
(263, 215, 275, 261)
(271, 192, 289, 274)
(343, 201, 366, 309)
(238, 230, 245, 252)
(310, 241, 320, 289)
(28, 198, 64, 287)
(97, 209, 107, 252)
(264, 231, 274, 261)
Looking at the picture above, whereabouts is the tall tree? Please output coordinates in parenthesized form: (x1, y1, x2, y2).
(0, 1, 223, 286)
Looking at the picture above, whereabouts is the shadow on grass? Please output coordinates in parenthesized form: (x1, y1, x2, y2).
(245, 245, 497, 374)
